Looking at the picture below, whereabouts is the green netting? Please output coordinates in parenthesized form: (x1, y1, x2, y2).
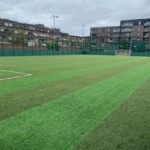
(131, 40, 146, 52)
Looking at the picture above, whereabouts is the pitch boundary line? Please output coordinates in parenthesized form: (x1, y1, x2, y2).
(0, 70, 32, 81)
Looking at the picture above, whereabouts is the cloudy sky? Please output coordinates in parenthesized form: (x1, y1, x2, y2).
(0, 0, 150, 36)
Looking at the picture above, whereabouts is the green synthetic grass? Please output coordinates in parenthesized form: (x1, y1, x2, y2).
(0, 71, 20, 79)
(74, 77, 150, 150)
(0, 55, 150, 150)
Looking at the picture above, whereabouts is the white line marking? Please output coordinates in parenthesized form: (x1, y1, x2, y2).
(0, 70, 33, 81)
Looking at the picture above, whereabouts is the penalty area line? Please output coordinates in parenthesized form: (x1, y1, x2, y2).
(0, 70, 33, 81)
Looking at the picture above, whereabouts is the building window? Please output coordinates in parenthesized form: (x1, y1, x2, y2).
(138, 33, 140, 36)
(137, 39, 139, 41)
(138, 27, 140, 31)
(103, 29, 105, 32)
(14, 30, 18, 34)
(8, 36, 12, 40)
(9, 23, 13, 27)
(5, 22, 8, 26)
(0, 28, 4, 32)
(102, 39, 104, 42)
(41, 29, 44, 32)
(102, 34, 104, 36)
(29, 26, 32, 30)
(139, 21, 141, 25)
(92, 29, 97, 33)
(92, 34, 96, 38)
(0, 36, 4, 39)
(29, 26, 35, 30)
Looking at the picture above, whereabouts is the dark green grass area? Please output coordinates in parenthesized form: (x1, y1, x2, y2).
(74, 77, 150, 150)
(0, 55, 150, 150)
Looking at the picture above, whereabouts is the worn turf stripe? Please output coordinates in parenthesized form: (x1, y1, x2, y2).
(0, 56, 113, 68)
(73, 80, 150, 150)
(9, 56, 127, 73)
(16, 57, 138, 76)
(0, 58, 150, 121)
(0, 63, 150, 150)
(0, 57, 146, 95)
(0, 56, 126, 70)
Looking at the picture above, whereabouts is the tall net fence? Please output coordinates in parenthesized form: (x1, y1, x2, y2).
(0, 33, 83, 52)
(0, 33, 150, 55)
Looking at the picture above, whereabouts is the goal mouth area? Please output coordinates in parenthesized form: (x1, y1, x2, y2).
(115, 50, 131, 56)
(116, 54, 131, 56)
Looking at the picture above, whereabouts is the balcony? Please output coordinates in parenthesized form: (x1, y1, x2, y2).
(121, 28, 132, 32)
(143, 34, 149, 37)
(91, 29, 97, 33)
(0, 28, 4, 32)
(122, 23, 133, 27)
(108, 39, 114, 42)
(144, 22, 150, 26)
(109, 34, 119, 37)
(91, 31, 97, 33)
(108, 39, 119, 43)
(121, 34, 131, 37)
(109, 29, 120, 32)
(91, 34, 97, 38)
(144, 28, 149, 32)
(143, 40, 148, 43)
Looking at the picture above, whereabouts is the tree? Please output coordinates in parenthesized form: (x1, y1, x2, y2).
(13, 29, 28, 45)
(47, 41, 60, 51)
(119, 38, 129, 50)
(69, 37, 74, 46)
(71, 41, 74, 46)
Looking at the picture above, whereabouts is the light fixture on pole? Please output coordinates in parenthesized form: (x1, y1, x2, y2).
(53, 15, 59, 51)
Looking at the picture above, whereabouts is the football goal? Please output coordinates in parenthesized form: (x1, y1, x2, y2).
(115, 50, 131, 56)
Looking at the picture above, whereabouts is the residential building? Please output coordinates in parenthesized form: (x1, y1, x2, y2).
(0, 18, 69, 45)
(0, 18, 91, 47)
(90, 18, 150, 48)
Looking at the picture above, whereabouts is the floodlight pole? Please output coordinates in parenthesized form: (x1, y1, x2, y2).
(130, 29, 135, 51)
(53, 15, 59, 51)
(82, 24, 84, 51)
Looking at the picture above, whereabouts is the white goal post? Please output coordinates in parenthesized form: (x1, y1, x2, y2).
(115, 50, 131, 56)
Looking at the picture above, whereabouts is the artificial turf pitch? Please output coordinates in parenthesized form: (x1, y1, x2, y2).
(0, 55, 150, 150)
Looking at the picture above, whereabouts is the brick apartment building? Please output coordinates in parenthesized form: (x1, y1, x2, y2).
(0, 18, 89, 47)
(0, 18, 70, 44)
(90, 18, 150, 48)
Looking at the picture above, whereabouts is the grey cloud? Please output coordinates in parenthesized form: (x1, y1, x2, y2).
(0, 0, 150, 36)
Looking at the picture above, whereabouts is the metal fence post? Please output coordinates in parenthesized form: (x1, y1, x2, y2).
(39, 37, 40, 51)
(67, 39, 68, 55)
(62, 35, 63, 54)
(53, 39, 54, 55)
(23, 36, 24, 51)
(31, 31, 33, 55)
(50, 41, 51, 51)
(1, 34, 4, 56)
(46, 39, 47, 55)
(71, 41, 72, 53)
(76, 41, 77, 52)
(13, 35, 15, 56)
(23, 36, 24, 56)
(53, 35, 55, 55)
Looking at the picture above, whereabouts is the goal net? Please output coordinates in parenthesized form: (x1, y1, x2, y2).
(115, 50, 131, 56)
